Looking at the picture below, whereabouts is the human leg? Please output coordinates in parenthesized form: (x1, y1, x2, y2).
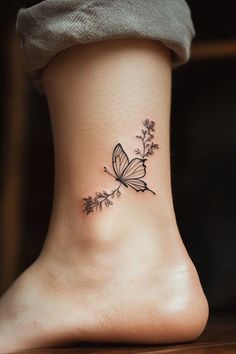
(0, 39, 208, 352)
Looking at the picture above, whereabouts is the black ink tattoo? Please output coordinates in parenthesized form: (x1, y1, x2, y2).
(135, 119, 159, 158)
(83, 185, 121, 214)
(83, 119, 158, 215)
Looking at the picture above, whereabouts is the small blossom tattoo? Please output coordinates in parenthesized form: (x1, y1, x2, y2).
(83, 119, 158, 215)
(135, 119, 159, 158)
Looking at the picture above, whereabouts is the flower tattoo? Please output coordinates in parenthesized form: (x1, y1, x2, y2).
(83, 119, 159, 214)
(135, 119, 159, 158)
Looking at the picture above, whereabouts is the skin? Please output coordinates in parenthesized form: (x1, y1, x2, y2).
(0, 39, 209, 352)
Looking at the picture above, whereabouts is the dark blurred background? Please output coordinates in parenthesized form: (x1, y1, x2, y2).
(0, 1, 235, 314)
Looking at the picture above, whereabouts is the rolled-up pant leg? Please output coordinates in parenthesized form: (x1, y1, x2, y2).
(16, 0, 195, 90)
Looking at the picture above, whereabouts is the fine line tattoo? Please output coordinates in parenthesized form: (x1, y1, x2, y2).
(83, 119, 159, 214)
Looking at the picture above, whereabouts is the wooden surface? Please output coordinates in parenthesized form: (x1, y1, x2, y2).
(0, 30, 28, 292)
(15, 314, 236, 354)
(191, 40, 236, 60)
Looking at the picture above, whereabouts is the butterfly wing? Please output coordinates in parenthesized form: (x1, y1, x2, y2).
(121, 158, 155, 193)
(124, 178, 149, 192)
(122, 158, 146, 179)
(112, 143, 129, 178)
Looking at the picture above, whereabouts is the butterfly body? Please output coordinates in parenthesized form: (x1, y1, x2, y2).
(115, 177, 128, 187)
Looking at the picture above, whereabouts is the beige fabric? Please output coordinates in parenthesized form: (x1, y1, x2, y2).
(16, 0, 195, 86)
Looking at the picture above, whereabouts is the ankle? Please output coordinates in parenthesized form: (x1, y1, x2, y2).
(40, 203, 191, 284)
(46, 195, 178, 251)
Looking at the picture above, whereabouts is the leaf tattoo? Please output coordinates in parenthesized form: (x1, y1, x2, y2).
(83, 119, 158, 215)
(83, 186, 121, 215)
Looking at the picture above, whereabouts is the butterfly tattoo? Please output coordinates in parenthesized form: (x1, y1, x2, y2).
(104, 143, 155, 194)
(83, 119, 159, 214)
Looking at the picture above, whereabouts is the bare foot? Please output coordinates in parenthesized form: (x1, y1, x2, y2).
(0, 210, 208, 353)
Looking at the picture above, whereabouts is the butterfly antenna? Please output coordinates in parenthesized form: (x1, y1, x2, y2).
(104, 167, 116, 178)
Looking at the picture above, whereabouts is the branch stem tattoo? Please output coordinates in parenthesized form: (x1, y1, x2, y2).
(83, 119, 159, 215)
(135, 119, 158, 158)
